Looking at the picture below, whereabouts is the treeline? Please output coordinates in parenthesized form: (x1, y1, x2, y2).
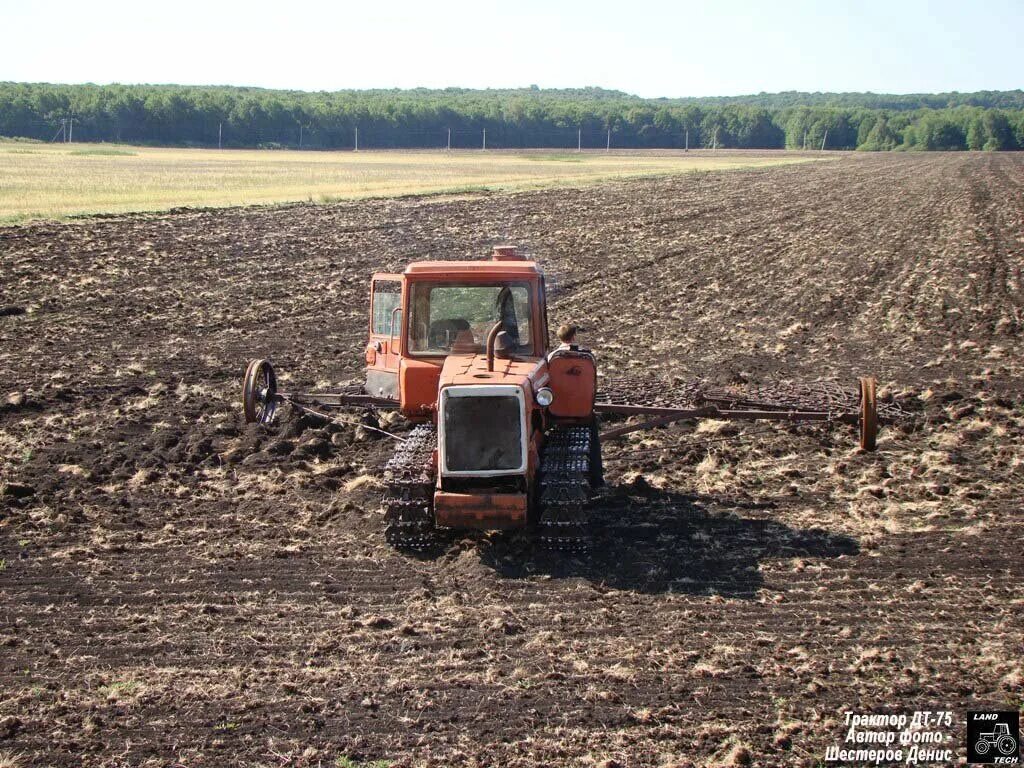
(668, 89, 1024, 111)
(1, 82, 1023, 151)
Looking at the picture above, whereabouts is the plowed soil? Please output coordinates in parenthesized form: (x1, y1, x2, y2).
(1, 153, 1022, 767)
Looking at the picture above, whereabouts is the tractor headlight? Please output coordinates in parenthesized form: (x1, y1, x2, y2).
(536, 387, 554, 407)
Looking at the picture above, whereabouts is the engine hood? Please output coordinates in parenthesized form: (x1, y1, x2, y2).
(439, 353, 547, 392)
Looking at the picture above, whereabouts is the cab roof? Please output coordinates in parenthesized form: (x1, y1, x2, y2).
(404, 260, 541, 277)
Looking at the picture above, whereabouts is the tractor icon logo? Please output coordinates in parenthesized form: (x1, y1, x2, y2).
(968, 711, 1019, 764)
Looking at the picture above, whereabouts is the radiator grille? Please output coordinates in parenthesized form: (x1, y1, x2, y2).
(442, 390, 524, 473)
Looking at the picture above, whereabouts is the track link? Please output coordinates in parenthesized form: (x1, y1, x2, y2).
(382, 424, 436, 551)
(539, 425, 593, 552)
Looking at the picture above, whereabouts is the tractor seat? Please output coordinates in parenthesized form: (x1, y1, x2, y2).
(428, 318, 471, 350)
(450, 329, 477, 354)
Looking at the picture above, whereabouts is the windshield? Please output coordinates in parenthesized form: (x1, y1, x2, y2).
(409, 282, 533, 355)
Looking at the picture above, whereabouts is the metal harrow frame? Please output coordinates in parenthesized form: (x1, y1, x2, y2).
(595, 376, 886, 450)
(243, 358, 895, 451)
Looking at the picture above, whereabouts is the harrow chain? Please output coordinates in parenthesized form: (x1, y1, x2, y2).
(382, 423, 437, 550)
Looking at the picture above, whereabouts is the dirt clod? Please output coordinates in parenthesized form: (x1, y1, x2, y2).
(0, 715, 21, 739)
(2, 483, 35, 499)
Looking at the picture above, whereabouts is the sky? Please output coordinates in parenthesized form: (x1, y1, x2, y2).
(2, 0, 1021, 98)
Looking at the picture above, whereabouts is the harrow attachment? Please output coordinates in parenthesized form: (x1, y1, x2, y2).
(242, 359, 397, 426)
(596, 376, 899, 451)
(243, 360, 899, 451)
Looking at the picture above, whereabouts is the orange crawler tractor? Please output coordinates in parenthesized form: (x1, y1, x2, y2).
(242, 246, 898, 551)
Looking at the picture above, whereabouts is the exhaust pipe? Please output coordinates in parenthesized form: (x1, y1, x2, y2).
(486, 321, 502, 372)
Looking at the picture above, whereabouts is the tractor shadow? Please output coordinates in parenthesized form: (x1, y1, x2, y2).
(477, 485, 859, 597)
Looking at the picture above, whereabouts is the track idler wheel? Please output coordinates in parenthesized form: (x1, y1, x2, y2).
(858, 376, 878, 451)
(243, 359, 279, 424)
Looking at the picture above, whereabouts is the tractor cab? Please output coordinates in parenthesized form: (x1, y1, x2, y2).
(364, 246, 551, 416)
(409, 280, 534, 356)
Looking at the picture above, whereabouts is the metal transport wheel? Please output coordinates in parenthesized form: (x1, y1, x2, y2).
(243, 359, 278, 425)
(859, 376, 878, 451)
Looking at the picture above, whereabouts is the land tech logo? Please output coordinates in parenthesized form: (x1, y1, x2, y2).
(968, 711, 1019, 765)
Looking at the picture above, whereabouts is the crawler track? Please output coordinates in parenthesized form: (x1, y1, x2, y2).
(538, 424, 593, 550)
(382, 424, 437, 550)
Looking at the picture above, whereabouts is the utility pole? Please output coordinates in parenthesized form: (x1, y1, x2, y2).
(606, 127, 610, 152)
(577, 128, 582, 153)
(821, 128, 828, 151)
(712, 126, 718, 151)
(482, 128, 486, 150)
(354, 126, 359, 152)
(685, 129, 689, 151)
(218, 122, 223, 149)
(298, 124, 302, 149)
(447, 127, 451, 151)
(68, 117, 73, 143)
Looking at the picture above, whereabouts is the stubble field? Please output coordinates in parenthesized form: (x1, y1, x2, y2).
(0, 142, 809, 224)
(0, 152, 1022, 767)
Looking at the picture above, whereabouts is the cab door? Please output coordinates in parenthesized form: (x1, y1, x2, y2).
(365, 274, 403, 400)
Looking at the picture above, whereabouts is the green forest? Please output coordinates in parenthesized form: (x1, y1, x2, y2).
(2, 82, 1023, 151)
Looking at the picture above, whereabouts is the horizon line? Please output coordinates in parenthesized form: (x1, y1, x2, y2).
(4, 80, 1023, 101)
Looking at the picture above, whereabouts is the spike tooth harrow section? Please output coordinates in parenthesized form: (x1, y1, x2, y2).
(538, 425, 593, 552)
(597, 377, 903, 423)
(382, 424, 437, 550)
(700, 380, 903, 422)
(597, 376, 707, 409)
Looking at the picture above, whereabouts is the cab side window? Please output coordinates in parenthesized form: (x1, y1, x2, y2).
(372, 281, 401, 336)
